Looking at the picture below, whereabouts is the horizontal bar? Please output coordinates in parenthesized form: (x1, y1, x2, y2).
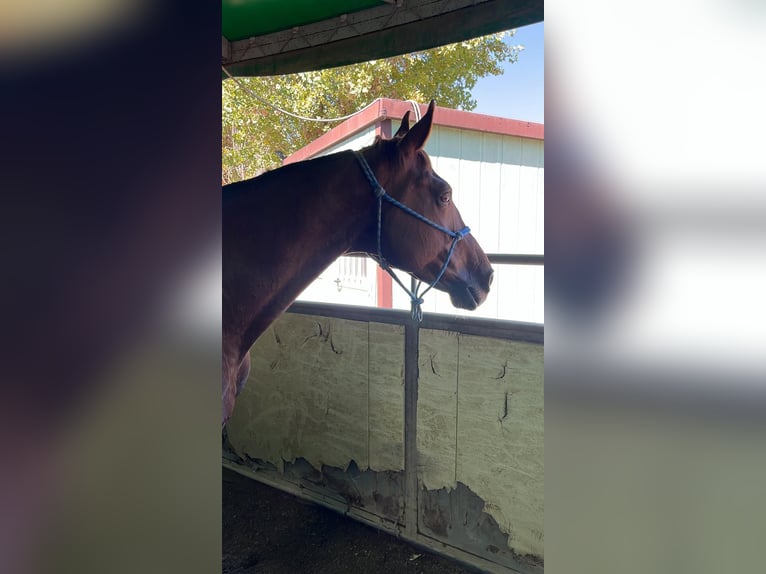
(287, 301, 543, 344)
(486, 254, 544, 266)
(342, 252, 543, 266)
(289, 301, 411, 326)
(421, 314, 543, 344)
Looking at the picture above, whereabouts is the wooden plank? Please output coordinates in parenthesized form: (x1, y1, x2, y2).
(416, 329, 459, 491)
(226, 313, 369, 471)
(368, 322, 405, 471)
(455, 335, 544, 559)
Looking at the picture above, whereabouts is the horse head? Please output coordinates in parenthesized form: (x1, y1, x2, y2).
(365, 100, 494, 310)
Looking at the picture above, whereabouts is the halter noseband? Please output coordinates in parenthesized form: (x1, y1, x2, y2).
(354, 150, 471, 321)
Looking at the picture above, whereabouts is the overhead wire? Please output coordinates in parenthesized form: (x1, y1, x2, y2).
(222, 65, 380, 123)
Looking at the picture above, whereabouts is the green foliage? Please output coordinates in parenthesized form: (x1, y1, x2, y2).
(222, 32, 523, 184)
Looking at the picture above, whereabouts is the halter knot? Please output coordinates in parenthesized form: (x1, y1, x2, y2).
(454, 227, 470, 240)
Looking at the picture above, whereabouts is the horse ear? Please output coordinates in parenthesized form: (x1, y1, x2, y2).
(394, 111, 411, 138)
(399, 100, 435, 154)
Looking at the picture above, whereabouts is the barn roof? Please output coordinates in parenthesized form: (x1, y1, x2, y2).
(283, 97, 544, 165)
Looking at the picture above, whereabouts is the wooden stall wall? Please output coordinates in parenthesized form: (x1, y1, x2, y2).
(226, 313, 407, 526)
(418, 330, 544, 569)
(225, 311, 543, 573)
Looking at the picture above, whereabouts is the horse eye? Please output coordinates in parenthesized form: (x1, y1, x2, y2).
(439, 192, 451, 206)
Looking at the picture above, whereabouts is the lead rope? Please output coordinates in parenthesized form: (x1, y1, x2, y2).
(354, 151, 470, 321)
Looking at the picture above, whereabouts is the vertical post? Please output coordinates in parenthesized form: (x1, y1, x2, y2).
(403, 317, 419, 536)
(403, 276, 420, 536)
(375, 118, 394, 310)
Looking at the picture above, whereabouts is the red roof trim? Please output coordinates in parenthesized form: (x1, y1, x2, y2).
(283, 98, 543, 165)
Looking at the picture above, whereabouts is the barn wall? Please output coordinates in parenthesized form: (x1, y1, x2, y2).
(225, 311, 544, 572)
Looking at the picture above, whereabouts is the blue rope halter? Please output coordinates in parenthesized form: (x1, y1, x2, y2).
(354, 150, 471, 321)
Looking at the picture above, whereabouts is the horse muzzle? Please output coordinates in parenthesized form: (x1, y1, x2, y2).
(447, 267, 493, 310)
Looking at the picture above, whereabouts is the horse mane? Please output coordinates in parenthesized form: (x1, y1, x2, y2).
(224, 134, 403, 199)
(362, 133, 404, 167)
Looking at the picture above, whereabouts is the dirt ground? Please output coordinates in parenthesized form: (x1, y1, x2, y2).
(223, 467, 481, 574)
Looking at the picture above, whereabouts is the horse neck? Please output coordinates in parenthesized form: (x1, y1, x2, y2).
(273, 150, 379, 264)
(224, 150, 380, 358)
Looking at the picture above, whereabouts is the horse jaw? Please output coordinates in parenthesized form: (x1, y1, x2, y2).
(440, 264, 493, 311)
(427, 269, 489, 310)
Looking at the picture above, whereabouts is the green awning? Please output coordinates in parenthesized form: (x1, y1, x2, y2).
(222, 0, 543, 77)
(223, 0, 385, 41)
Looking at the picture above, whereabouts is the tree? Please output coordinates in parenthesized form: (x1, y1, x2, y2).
(222, 32, 523, 184)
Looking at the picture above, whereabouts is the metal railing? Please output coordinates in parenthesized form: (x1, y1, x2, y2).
(487, 253, 544, 266)
(306, 251, 544, 334)
(342, 252, 544, 266)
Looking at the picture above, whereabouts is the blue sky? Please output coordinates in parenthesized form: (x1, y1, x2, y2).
(471, 22, 544, 123)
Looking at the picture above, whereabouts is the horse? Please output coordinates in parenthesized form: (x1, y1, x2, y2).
(222, 100, 494, 425)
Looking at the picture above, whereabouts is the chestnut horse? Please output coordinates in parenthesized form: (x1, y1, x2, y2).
(222, 101, 493, 425)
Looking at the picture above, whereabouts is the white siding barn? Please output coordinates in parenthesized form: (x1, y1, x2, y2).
(285, 98, 544, 324)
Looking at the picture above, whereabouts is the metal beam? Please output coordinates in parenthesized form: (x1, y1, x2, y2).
(486, 253, 544, 266)
(403, 316, 420, 537)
